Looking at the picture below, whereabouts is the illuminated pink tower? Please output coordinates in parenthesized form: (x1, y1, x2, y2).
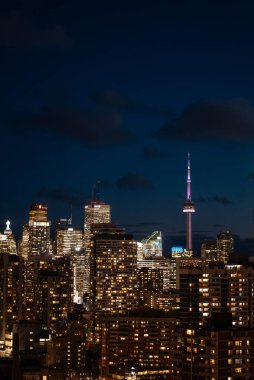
(183, 153, 195, 254)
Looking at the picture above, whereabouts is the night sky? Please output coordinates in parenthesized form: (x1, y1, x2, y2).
(2, 0, 254, 253)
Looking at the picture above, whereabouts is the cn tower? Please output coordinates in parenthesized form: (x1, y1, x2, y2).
(183, 153, 195, 253)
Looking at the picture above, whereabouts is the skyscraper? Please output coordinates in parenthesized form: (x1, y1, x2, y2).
(22, 255, 73, 331)
(217, 230, 234, 264)
(140, 231, 162, 259)
(89, 223, 138, 343)
(83, 201, 111, 298)
(201, 239, 218, 262)
(137, 256, 171, 305)
(55, 218, 84, 303)
(21, 204, 51, 259)
(55, 218, 83, 257)
(0, 221, 17, 255)
(183, 153, 195, 256)
(0, 253, 21, 356)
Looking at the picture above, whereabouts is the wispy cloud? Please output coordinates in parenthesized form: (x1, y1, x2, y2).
(116, 172, 153, 190)
(154, 99, 254, 144)
(197, 195, 233, 206)
(141, 144, 168, 160)
(37, 187, 89, 207)
(7, 106, 135, 148)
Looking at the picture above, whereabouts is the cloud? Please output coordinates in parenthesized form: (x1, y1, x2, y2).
(197, 195, 233, 206)
(92, 90, 172, 117)
(155, 99, 254, 143)
(141, 144, 168, 160)
(7, 106, 135, 147)
(0, 6, 73, 48)
(116, 172, 153, 190)
(125, 221, 164, 228)
(37, 187, 89, 207)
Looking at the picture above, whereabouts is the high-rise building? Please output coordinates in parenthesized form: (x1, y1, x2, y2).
(140, 231, 162, 259)
(177, 258, 203, 327)
(172, 324, 254, 379)
(46, 311, 88, 376)
(137, 257, 171, 306)
(90, 223, 138, 343)
(0, 221, 17, 255)
(201, 239, 218, 262)
(22, 256, 73, 332)
(171, 246, 184, 258)
(21, 204, 51, 259)
(100, 309, 179, 380)
(55, 218, 83, 256)
(177, 259, 254, 328)
(217, 230, 234, 264)
(55, 218, 84, 303)
(169, 247, 185, 290)
(182, 153, 195, 256)
(83, 201, 111, 297)
(0, 253, 21, 356)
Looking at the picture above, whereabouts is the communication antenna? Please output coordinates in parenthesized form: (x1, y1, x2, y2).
(69, 204, 73, 225)
(92, 181, 101, 201)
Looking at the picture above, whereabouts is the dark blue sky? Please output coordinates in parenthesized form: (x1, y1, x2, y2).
(1, 0, 254, 252)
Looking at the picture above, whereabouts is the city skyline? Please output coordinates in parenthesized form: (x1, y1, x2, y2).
(0, 150, 253, 256)
(3, 2, 254, 379)
(1, 1, 254, 247)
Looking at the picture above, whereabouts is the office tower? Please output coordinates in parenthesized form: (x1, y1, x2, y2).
(0, 221, 17, 255)
(171, 246, 184, 258)
(22, 256, 73, 331)
(55, 218, 83, 256)
(83, 201, 111, 297)
(0, 222, 17, 255)
(0, 253, 21, 356)
(20, 225, 29, 260)
(140, 231, 162, 259)
(21, 204, 51, 259)
(217, 230, 234, 264)
(182, 153, 195, 256)
(55, 218, 84, 303)
(201, 239, 218, 262)
(169, 247, 185, 289)
(90, 223, 138, 343)
(100, 309, 179, 380)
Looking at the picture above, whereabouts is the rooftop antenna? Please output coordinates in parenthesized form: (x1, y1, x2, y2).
(69, 204, 73, 225)
(92, 181, 101, 201)
(92, 183, 96, 201)
(97, 181, 101, 201)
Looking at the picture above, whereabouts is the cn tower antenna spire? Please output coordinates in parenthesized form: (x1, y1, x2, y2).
(183, 153, 195, 255)
(187, 152, 191, 200)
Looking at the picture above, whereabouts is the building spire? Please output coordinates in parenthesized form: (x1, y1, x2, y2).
(187, 152, 191, 200)
(183, 153, 195, 254)
(6, 220, 11, 231)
